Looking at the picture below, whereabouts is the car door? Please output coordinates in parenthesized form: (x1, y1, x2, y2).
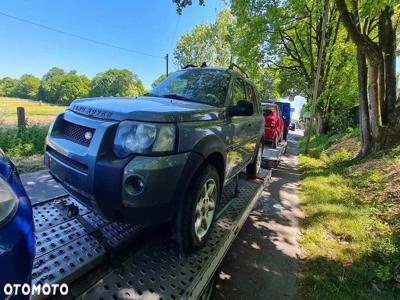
(225, 76, 250, 181)
(245, 82, 263, 161)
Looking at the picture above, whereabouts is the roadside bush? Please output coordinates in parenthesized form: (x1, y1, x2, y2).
(0, 125, 48, 157)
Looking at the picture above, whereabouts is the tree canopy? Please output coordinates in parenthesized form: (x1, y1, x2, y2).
(13, 74, 41, 99)
(90, 69, 145, 98)
(0, 67, 146, 105)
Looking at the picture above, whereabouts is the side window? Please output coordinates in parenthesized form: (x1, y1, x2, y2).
(231, 78, 246, 106)
(245, 83, 259, 114)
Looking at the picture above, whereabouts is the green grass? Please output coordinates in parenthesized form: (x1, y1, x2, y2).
(298, 130, 400, 299)
(0, 125, 49, 158)
(0, 97, 65, 125)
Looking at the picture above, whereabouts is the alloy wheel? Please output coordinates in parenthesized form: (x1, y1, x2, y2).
(194, 178, 217, 240)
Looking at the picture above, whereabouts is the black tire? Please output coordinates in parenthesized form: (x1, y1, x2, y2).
(246, 141, 264, 176)
(174, 163, 221, 253)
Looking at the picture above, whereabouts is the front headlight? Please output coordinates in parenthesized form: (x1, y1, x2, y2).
(0, 177, 18, 225)
(113, 121, 176, 157)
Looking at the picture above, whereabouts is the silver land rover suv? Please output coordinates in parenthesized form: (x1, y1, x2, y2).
(45, 64, 264, 252)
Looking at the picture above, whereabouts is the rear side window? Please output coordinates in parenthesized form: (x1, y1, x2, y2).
(263, 108, 272, 116)
(232, 78, 247, 106)
(245, 83, 259, 114)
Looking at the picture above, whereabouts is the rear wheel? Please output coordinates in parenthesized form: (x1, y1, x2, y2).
(246, 141, 263, 176)
(174, 164, 220, 253)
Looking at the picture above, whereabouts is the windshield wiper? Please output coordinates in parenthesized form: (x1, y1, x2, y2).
(159, 94, 194, 101)
(143, 93, 158, 97)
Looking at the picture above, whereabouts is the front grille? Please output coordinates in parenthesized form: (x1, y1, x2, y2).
(63, 120, 95, 146)
(47, 147, 88, 173)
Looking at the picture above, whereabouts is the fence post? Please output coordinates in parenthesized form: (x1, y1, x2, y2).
(17, 107, 26, 130)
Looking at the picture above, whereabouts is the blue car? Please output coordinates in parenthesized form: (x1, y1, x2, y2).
(0, 149, 35, 299)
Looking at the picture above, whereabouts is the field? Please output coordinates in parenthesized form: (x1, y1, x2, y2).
(0, 97, 66, 125)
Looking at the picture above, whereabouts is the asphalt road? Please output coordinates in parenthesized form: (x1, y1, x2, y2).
(215, 130, 304, 300)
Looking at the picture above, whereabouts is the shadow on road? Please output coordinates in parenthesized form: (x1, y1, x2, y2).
(215, 130, 303, 300)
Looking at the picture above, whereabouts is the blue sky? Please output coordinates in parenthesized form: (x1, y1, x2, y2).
(0, 0, 226, 89)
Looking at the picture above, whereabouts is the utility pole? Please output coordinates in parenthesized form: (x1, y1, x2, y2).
(304, 0, 329, 154)
(165, 53, 169, 77)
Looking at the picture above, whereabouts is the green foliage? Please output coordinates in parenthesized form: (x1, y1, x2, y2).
(231, 0, 358, 132)
(0, 77, 18, 97)
(151, 73, 168, 88)
(1, 66, 146, 104)
(13, 74, 40, 99)
(37, 67, 66, 103)
(299, 133, 400, 298)
(90, 69, 145, 97)
(174, 9, 234, 68)
(173, 0, 204, 14)
(0, 125, 48, 157)
(58, 74, 90, 105)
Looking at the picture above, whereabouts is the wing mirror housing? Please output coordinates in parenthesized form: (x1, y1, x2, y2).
(230, 100, 254, 116)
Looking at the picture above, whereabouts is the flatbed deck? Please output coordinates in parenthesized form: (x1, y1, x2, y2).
(31, 168, 271, 299)
(262, 141, 287, 169)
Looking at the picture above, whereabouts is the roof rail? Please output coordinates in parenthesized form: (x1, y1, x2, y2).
(228, 63, 249, 78)
(182, 64, 198, 69)
(182, 62, 208, 69)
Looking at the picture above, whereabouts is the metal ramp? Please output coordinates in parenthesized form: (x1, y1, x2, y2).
(31, 168, 271, 299)
(262, 141, 287, 169)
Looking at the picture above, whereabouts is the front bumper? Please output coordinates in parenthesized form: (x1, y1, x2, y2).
(45, 111, 204, 225)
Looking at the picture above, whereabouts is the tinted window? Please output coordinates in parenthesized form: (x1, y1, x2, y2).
(150, 69, 230, 107)
(231, 78, 246, 106)
(245, 83, 259, 113)
(262, 104, 274, 116)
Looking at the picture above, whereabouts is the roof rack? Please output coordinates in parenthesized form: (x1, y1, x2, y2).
(182, 62, 208, 69)
(228, 63, 249, 78)
(182, 64, 197, 69)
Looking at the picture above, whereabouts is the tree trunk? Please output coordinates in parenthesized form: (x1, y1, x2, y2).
(316, 109, 328, 135)
(367, 60, 383, 151)
(379, 6, 397, 123)
(357, 51, 371, 156)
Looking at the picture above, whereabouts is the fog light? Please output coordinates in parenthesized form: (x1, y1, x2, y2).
(124, 175, 145, 196)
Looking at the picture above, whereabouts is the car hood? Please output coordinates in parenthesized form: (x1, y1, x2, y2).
(69, 96, 226, 122)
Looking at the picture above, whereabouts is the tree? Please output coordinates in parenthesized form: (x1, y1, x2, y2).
(232, 0, 358, 135)
(335, 0, 399, 152)
(0, 77, 18, 97)
(13, 74, 40, 99)
(38, 67, 66, 103)
(58, 74, 90, 105)
(89, 69, 145, 97)
(174, 9, 235, 68)
(151, 74, 167, 88)
(173, 0, 204, 14)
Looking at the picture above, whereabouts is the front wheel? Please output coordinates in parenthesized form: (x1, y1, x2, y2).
(174, 164, 220, 253)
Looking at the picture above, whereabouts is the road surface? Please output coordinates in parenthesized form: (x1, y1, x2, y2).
(215, 130, 304, 299)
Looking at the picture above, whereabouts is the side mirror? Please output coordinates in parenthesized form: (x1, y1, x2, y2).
(231, 100, 254, 116)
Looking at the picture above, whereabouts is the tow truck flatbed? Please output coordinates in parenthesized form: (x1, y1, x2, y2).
(31, 168, 271, 299)
(262, 141, 287, 169)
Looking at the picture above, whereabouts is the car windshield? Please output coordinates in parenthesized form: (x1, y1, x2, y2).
(148, 69, 230, 107)
(262, 104, 274, 116)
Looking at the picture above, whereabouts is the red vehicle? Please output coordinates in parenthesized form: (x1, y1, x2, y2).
(262, 103, 284, 148)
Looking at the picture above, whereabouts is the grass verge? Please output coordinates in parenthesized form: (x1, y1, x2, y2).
(298, 128, 400, 299)
(0, 125, 49, 173)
